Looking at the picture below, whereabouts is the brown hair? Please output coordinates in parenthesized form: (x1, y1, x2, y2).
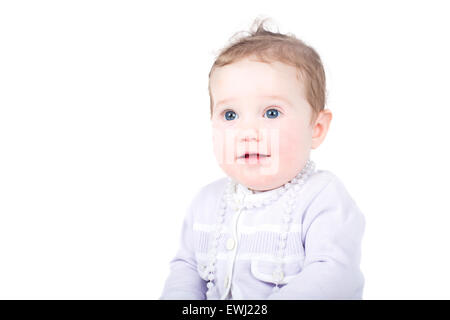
(208, 17, 326, 126)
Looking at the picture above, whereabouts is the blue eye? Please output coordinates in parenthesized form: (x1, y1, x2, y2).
(224, 110, 238, 121)
(265, 108, 279, 119)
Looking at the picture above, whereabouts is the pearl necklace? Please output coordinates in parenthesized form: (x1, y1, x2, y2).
(205, 159, 316, 299)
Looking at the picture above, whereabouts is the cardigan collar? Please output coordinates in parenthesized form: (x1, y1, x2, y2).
(227, 159, 316, 210)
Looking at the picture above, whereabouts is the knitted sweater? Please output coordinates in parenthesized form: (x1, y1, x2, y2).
(160, 169, 365, 299)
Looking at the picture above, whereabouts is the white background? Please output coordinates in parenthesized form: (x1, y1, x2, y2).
(1, 0, 449, 299)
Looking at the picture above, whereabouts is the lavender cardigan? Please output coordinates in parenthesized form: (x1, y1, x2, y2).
(160, 169, 365, 299)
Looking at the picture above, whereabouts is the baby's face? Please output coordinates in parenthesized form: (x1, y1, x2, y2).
(210, 57, 315, 192)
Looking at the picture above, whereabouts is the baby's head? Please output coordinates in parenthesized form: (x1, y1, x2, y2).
(208, 18, 332, 192)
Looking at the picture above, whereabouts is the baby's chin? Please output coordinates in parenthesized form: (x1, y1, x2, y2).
(226, 169, 286, 192)
(219, 155, 309, 192)
(238, 178, 284, 192)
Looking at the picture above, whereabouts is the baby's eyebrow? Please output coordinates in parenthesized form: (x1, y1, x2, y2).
(216, 95, 292, 107)
(262, 95, 292, 106)
(215, 98, 234, 107)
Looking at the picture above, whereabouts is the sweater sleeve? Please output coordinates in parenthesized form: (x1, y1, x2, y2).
(267, 176, 366, 300)
(160, 193, 207, 300)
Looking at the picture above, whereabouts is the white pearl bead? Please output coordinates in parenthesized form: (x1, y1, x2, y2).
(207, 282, 214, 289)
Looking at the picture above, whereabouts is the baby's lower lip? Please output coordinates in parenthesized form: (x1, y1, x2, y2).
(244, 154, 269, 158)
(237, 154, 271, 164)
(238, 154, 270, 159)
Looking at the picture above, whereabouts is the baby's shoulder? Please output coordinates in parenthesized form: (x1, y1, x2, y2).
(304, 169, 339, 196)
(189, 176, 229, 210)
(303, 168, 360, 210)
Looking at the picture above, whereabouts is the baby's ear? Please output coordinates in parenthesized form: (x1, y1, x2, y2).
(311, 110, 333, 149)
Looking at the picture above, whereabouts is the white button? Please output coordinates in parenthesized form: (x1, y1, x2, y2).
(272, 270, 284, 282)
(224, 276, 230, 288)
(226, 238, 235, 250)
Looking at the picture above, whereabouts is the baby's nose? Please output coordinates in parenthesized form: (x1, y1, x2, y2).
(238, 128, 260, 142)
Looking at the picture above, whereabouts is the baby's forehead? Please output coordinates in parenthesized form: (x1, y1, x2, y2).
(210, 59, 308, 107)
(215, 58, 299, 76)
(212, 80, 305, 105)
(212, 62, 303, 91)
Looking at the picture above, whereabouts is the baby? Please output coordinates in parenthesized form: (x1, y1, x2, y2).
(160, 18, 365, 300)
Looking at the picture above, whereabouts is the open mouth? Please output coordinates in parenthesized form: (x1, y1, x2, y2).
(238, 153, 270, 159)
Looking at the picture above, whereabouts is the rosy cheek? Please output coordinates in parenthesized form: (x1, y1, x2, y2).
(212, 127, 238, 165)
(277, 126, 304, 160)
(212, 127, 226, 164)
